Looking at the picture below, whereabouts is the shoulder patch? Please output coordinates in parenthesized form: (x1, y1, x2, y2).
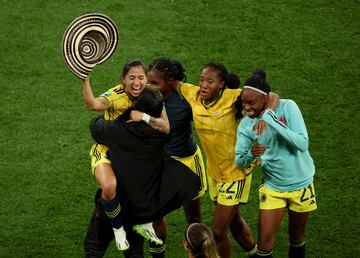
(101, 91, 112, 97)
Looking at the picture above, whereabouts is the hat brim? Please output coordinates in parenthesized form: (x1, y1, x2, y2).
(62, 13, 118, 79)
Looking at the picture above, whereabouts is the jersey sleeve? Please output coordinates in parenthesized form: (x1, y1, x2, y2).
(235, 118, 256, 168)
(261, 100, 309, 152)
(100, 85, 124, 109)
(90, 115, 116, 146)
(178, 83, 198, 103)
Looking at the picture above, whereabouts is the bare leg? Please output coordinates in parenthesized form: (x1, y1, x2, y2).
(94, 163, 117, 201)
(150, 218, 167, 258)
(153, 218, 167, 239)
(183, 198, 202, 224)
(229, 211, 255, 251)
(257, 208, 285, 252)
(288, 210, 309, 258)
(212, 203, 239, 258)
(288, 210, 308, 244)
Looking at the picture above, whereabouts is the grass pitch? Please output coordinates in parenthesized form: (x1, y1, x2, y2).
(0, 0, 359, 257)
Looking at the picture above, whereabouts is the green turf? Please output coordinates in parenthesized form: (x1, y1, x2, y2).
(0, 0, 359, 257)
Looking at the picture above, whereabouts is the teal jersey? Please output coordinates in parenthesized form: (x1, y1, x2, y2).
(235, 99, 315, 192)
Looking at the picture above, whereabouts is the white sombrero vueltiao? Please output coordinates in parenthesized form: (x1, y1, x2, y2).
(62, 13, 118, 79)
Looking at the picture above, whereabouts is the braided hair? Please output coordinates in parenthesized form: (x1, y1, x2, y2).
(148, 57, 186, 81)
(202, 62, 240, 89)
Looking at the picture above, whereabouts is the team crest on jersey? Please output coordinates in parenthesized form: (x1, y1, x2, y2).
(279, 116, 287, 125)
(261, 193, 267, 203)
(101, 91, 112, 97)
(213, 111, 221, 116)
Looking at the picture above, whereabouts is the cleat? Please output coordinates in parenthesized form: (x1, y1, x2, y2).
(133, 222, 163, 245)
(113, 226, 130, 251)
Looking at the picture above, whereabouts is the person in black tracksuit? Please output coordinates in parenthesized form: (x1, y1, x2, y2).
(84, 87, 201, 258)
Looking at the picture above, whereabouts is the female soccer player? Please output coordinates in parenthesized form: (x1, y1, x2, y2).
(150, 61, 278, 258)
(82, 60, 169, 251)
(235, 70, 317, 258)
(184, 223, 220, 258)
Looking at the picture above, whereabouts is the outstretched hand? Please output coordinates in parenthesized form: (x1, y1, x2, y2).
(127, 110, 144, 123)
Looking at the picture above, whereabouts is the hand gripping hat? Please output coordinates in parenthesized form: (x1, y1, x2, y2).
(62, 13, 118, 79)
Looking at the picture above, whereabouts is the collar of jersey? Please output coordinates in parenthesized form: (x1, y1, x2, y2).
(201, 88, 224, 109)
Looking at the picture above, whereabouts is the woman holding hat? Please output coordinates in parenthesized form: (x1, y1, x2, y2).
(235, 70, 317, 258)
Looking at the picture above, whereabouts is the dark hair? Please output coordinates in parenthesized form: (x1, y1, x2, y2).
(121, 59, 147, 78)
(131, 87, 163, 118)
(234, 96, 243, 120)
(202, 62, 240, 89)
(244, 69, 271, 93)
(148, 57, 186, 81)
(185, 223, 219, 258)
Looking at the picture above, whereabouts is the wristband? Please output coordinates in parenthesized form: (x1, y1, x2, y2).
(142, 113, 150, 124)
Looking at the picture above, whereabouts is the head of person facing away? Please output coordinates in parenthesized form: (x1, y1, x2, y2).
(127, 86, 163, 119)
(121, 59, 147, 99)
(147, 57, 186, 98)
(184, 223, 220, 258)
(241, 69, 271, 119)
(199, 62, 240, 105)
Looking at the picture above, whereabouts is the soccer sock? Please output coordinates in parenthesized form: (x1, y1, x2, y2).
(288, 241, 306, 258)
(253, 249, 273, 257)
(149, 236, 166, 258)
(101, 197, 122, 229)
(247, 243, 257, 256)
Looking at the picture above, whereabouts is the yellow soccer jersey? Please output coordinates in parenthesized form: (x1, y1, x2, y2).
(100, 84, 134, 121)
(179, 83, 252, 182)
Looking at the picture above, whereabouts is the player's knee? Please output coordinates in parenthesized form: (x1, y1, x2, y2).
(212, 227, 227, 243)
(101, 179, 117, 199)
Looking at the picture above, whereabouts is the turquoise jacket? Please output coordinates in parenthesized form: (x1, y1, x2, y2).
(235, 99, 315, 192)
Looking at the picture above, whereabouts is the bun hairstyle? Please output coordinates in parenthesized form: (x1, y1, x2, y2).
(244, 69, 271, 94)
(202, 62, 240, 89)
(149, 57, 186, 82)
(185, 223, 220, 258)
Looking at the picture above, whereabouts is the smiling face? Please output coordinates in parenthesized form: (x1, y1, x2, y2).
(241, 88, 268, 118)
(122, 65, 147, 98)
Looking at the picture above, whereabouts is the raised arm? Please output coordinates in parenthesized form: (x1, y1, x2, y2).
(252, 91, 279, 136)
(82, 77, 108, 111)
(261, 100, 309, 152)
(126, 110, 170, 134)
(265, 92, 279, 110)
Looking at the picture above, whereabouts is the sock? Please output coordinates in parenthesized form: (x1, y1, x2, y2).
(149, 236, 166, 258)
(254, 249, 273, 257)
(289, 241, 306, 258)
(247, 243, 257, 256)
(101, 197, 122, 229)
